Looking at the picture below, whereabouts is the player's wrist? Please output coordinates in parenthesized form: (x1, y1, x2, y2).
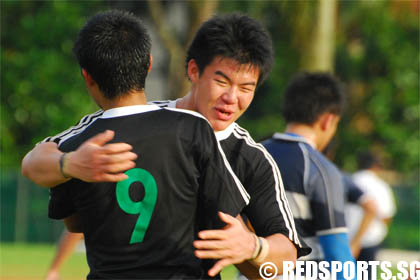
(250, 234, 260, 259)
(59, 152, 72, 179)
(250, 237, 270, 265)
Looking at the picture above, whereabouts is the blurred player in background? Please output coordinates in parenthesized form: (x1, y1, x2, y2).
(262, 72, 355, 280)
(346, 150, 396, 279)
(45, 231, 83, 280)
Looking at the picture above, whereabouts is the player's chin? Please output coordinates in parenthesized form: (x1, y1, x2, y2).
(210, 119, 233, 132)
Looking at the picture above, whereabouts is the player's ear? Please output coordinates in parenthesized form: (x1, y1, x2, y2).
(187, 59, 199, 83)
(319, 113, 333, 131)
(148, 54, 153, 73)
(81, 69, 96, 87)
(321, 113, 339, 131)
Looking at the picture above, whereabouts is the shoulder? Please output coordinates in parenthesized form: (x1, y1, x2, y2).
(159, 108, 213, 135)
(148, 99, 210, 125)
(163, 107, 208, 121)
(263, 133, 307, 159)
(303, 149, 344, 197)
(307, 148, 340, 177)
(222, 123, 273, 161)
(41, 109, 104, 145)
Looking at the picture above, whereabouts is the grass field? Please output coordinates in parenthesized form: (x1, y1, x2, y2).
(0, 243, 238, 280)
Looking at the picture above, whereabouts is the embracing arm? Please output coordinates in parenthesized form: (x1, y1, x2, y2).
(21, 130, 137, 187)
(193, 213, 297, 277)
(235, 233, 297, 279)
(257, 233, 297, 273)
(21, 142, 69, 187)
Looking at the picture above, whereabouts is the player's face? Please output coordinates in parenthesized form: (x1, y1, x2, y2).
(188, 57, 259, 132)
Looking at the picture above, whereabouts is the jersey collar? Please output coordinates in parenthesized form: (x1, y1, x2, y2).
(272, 132, 316, 148)
(215, 123, 236, 141)
(101, 105, 161, 119)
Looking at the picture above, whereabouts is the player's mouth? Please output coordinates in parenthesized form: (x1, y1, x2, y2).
(215, 108, 234, 121)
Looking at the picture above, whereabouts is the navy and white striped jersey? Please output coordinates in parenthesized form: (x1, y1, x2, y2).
(48, 105, 249, 279)
(263, 133, 347, 261)
(152, 100, 309, 258)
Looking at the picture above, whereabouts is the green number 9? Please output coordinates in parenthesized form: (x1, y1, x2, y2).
(116, 168, 158, 244)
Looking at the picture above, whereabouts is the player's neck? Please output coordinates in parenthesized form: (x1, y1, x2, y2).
(176, 91, 195, 111)
(285, 123, 318, 149)
(100, 90, 148, 110)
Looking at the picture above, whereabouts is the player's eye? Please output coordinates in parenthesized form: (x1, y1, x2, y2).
(215, 79, 228, 86)
(240, 87, 253, 93)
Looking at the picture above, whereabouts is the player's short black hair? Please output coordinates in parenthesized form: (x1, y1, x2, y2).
(73, 10, 151, 99)
(185, 13, 274, 86)
(282, 72, 346, 125)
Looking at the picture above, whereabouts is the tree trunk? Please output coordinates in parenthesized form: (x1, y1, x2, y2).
(301, 0, 337, 72)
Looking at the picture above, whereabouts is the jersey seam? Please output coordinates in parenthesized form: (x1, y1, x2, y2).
(309, 153, 336, 229)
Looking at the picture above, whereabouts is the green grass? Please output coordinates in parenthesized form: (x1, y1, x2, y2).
(1, 243, 88, 280)
(0, 242, 238, 280)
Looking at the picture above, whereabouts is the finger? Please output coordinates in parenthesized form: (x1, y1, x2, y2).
(198, 229, 226, 240)
(208, 258, 233, 277)
(195, 249, 231, 259)
(86, 130, 115, 146)
(193, 239, 227, 250)
(100, 151, 138, 164)
(94, 172, 129, 182)
(101, 161, 137, 174)
(218, 211, 237, 225)
(101, 143, 134, 154)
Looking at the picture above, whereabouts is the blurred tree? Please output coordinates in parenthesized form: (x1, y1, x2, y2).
(334, 0, 419, 177)
(2, 0, 418, 179)
(147, 0, 218, 99)
(303, 0, 337, 71)
(1, 1, 107, 168)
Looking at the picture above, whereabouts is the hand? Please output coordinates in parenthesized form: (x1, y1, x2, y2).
(65, 130, 137, 182)
(193, 212, 256, 277)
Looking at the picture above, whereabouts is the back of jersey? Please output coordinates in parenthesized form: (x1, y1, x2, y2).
(49, 105, 247, 279)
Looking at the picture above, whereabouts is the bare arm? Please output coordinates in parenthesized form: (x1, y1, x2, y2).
(21, 142, 70, 187)
(193, 212, 296, 277)
(45, 230, 84, 280)
(233, 233, 297, 279)
(21, 130, 137, 187)
(254, 233, 297, 274)
(350, 198, 377, 258)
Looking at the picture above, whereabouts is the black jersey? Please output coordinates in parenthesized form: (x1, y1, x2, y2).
(48, 105, 249, 279)
(263, 133, 347, 261)
(151, 100, 310, 259)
